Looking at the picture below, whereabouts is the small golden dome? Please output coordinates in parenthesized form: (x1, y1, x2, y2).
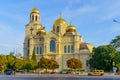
(66, 24, 76, 32)
(31, 8, 40, 14)
(36, 29, 46, 35)
(54, 12, 67, 26)
(54, 18, 67, 26)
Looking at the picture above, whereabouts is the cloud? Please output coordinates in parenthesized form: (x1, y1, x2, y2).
(61, 0, 120, 24)
(63, 4, 96, 19)
(98, 1, 120, 21)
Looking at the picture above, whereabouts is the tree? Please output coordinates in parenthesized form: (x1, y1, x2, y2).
(9, 52, 15, 57)
(0, 55, 7, 72)
(110, 35, 120, 48)
(114, 52, 120, 63)
(89, 45, 116, 71)
(38, 57, 50, 73)
(116, 63, 120, 71)
(31, 49, 37, 62)
(24, 59, 38, 71)
(6, 55, 15, 70)
(14, 59, 24, 70)
(67, 58, 83, 69)
(49, 59, 59, 73)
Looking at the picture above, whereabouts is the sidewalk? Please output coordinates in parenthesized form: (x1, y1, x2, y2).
(1, 72, 120, 77)
(104, 72, 120, 77)
(14, 73, 76, 77)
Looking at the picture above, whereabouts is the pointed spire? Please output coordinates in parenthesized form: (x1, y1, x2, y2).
(70, 20, 72, 25)
(59, 12, 62, 19)
(34, 4, 37, 9)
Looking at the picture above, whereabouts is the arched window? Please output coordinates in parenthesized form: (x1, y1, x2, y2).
(71, 45, 74, 53)
(68, 45, 70, 53)
(64, 46, 67, 53)
(40, 47, 42, 54)
(32, 15, 34, 21)
(37, 47, 38, 54)
(34, 47, 39, 54)
(86, 60, 89, 66)
(35, 16, 37, 21)
(50, 40, 56, 52)
(56, 26, 60, 33)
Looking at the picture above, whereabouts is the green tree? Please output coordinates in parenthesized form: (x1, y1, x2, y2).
(89, 45, 116, 71)
(49, 59, 59, 73)
(67, 58, 83, 69)
(9, 52, 15, 57)
(116, 63, 120, 71)
(0, 55, 7, 72)
(6, 55, 15, 70)
(114, 52, 120, 63)
(24, 59, 38, 71)
(110, 35, 120, 48)
(114, 52, 120, 72)
(31, 49, 37, 62)
(29, 49, 38, 70)
(14, 59, 24, 70)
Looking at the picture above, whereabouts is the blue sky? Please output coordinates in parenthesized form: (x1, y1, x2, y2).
(0, 0, 120, 55)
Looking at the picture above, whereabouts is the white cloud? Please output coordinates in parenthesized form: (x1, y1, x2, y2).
(63, 4, 96, 19)
(92, 0, 120, 22)
(61, 0, 120, 24)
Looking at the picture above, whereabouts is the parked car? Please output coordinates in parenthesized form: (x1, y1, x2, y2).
(88, 70, 104, 76)
(4, 70, 15, 75)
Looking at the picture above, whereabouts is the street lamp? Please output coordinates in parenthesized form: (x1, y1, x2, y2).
(112, 61, 117, 74)
(112, 62, 115, 67)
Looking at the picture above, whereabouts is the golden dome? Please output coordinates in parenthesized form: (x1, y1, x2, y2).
(31, 8, 40, 14)
(66, 24, 76, 32)
(36, 29, 46, 35)
(54, 18, 67, 26)
(54, 13, 67, 26)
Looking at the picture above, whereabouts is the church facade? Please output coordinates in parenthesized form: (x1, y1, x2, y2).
(24, 8, 94, 72)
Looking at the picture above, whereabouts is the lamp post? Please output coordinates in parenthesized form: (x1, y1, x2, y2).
(112, 61, 116, 74)
(112, 62, 115, 67)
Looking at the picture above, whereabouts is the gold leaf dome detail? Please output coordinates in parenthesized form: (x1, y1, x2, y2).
(31, 8, 40, 14)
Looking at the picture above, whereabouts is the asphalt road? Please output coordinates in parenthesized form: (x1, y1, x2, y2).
(0, 75, 120, 80)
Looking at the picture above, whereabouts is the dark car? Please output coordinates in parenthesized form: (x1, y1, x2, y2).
(4, 70, 15, 75)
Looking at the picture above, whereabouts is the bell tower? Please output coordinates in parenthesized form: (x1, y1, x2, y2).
(24, 7, 42, 59)
(30, 7, 40, 23)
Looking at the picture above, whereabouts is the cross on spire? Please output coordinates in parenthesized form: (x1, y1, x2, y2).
(34, 4, 36, 9)
(70, 20, 72, 25)
(59, 12, 62, 19)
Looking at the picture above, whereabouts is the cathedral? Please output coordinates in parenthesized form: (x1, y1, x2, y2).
(24, 7, 94, 72)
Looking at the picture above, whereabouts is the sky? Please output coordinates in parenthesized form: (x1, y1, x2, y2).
(0, 0, 120, 55)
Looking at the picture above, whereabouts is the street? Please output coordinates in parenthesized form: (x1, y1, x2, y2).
(0, 76, 119, 80)
(0, 73, 120, 80)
